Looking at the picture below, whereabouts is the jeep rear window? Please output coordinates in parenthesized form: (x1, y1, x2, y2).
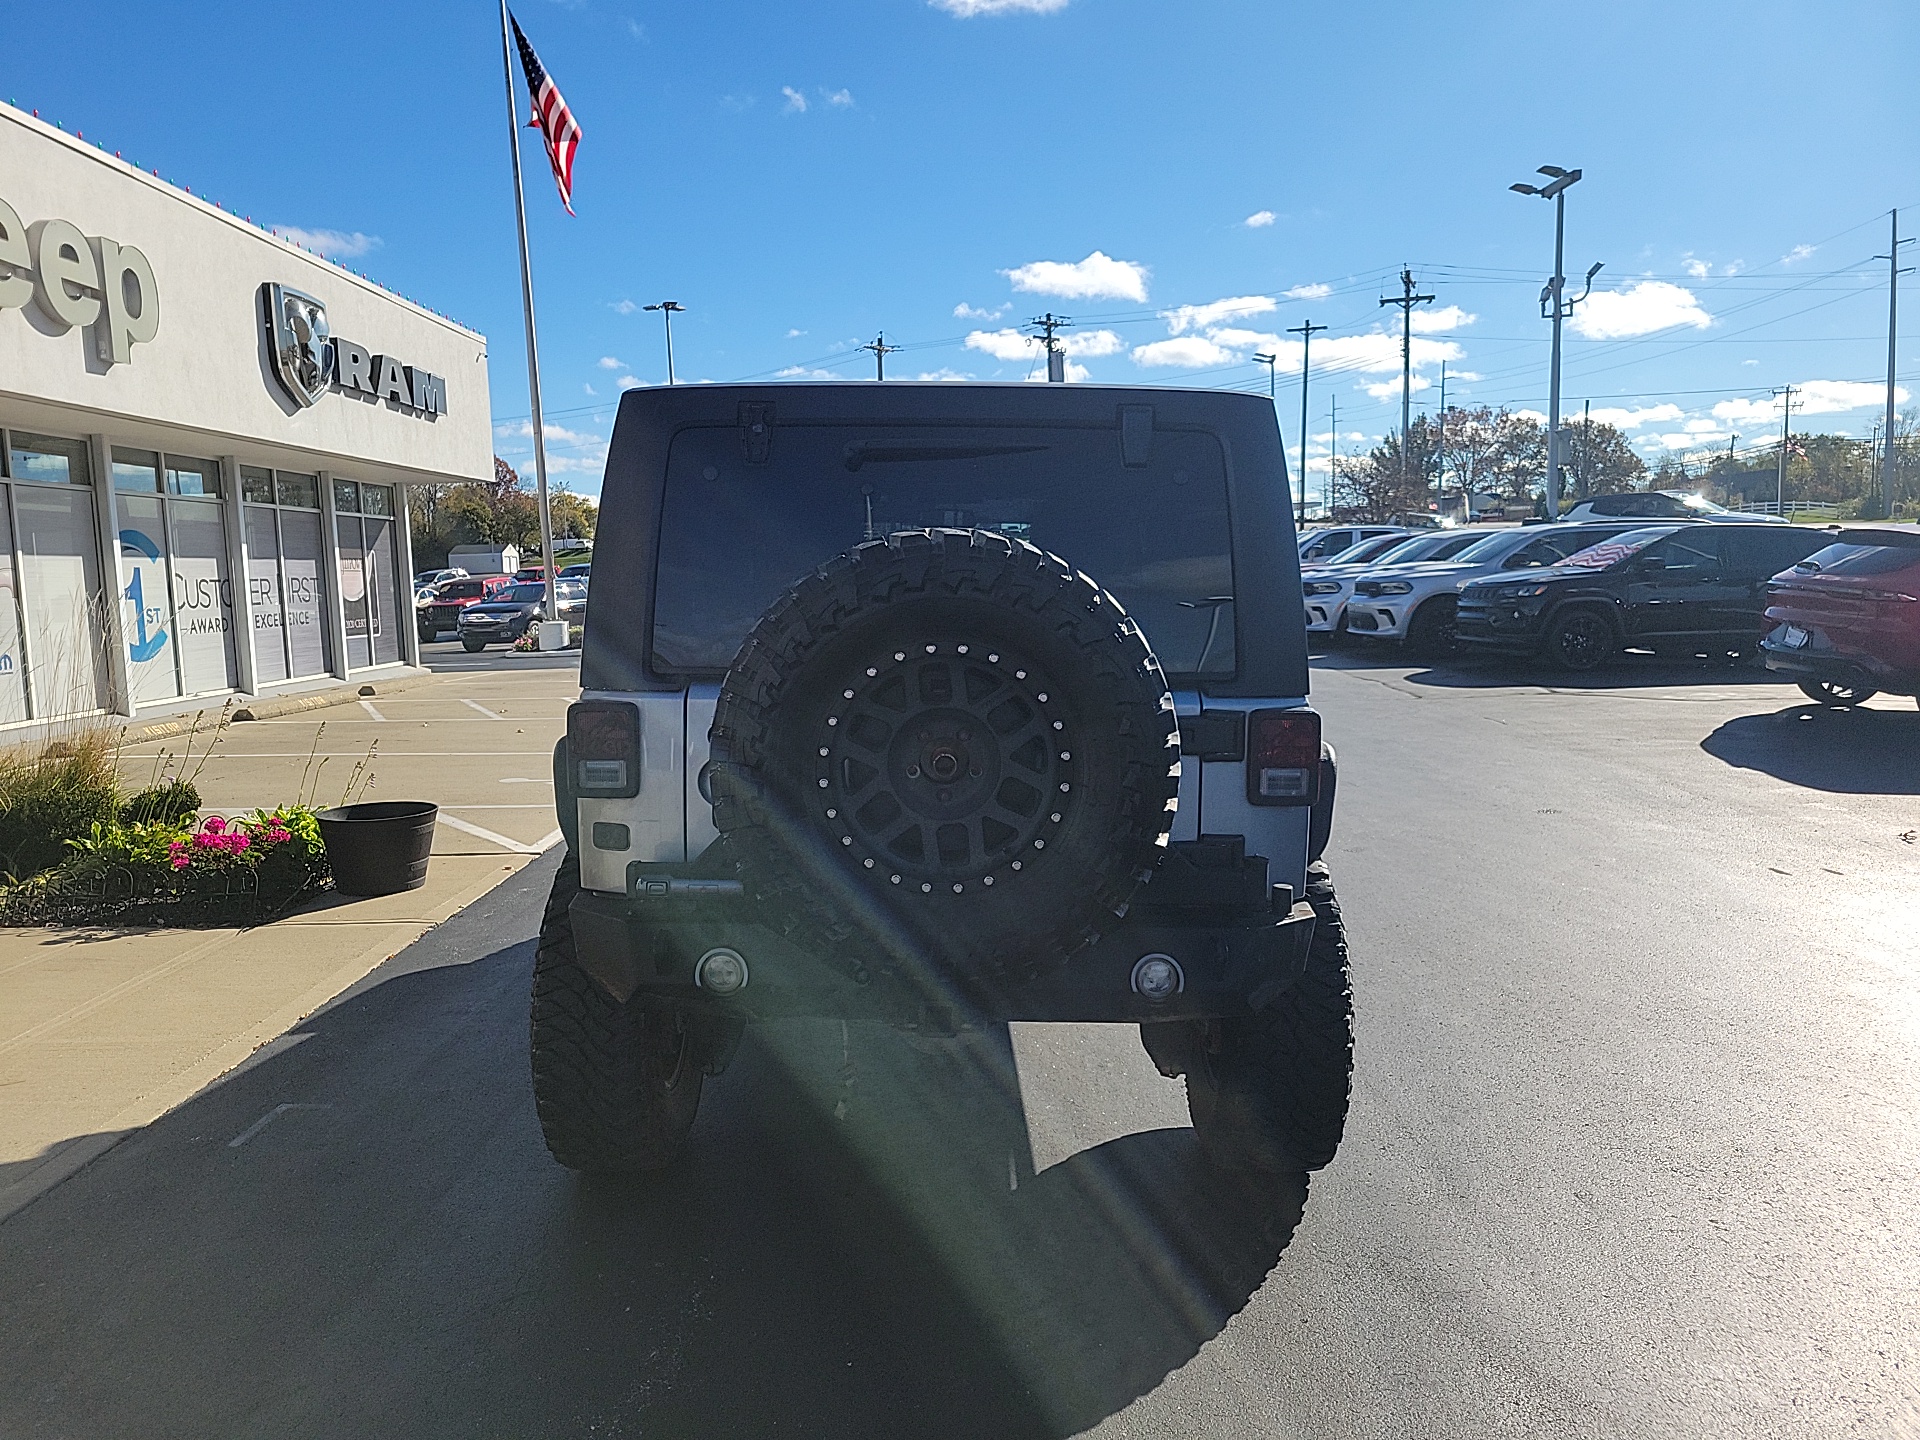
(651, 423, 1235, 678)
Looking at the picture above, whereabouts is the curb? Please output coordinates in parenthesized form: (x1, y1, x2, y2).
(126, 670, 442, 741)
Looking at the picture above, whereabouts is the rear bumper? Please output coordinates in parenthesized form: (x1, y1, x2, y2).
(567, 888, 1318, 1025)
(1761, 634, 1920, 694)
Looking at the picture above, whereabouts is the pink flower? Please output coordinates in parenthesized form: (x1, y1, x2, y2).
(167, 838, 190, 872)
(201, 816, 226, 835)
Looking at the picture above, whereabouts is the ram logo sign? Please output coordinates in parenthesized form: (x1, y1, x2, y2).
(261, 283, 447, 419)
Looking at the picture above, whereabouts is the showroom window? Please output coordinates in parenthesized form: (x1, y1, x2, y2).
(334, 480, 405, 668)
(241, 466, 332, 684)
(0, 429, 110, 724)
(112, 447, 238, 703)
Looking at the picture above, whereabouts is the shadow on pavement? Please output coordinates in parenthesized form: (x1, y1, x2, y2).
(0, 864, 1304, 1440)
(1701, 702, 1920, 794)
(1319, 645, 1788, 692)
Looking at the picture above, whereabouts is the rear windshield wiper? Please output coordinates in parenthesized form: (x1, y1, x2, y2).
(843, 440, 1049, 471)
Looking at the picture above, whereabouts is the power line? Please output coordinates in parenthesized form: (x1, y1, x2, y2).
(1379, 268, 1434, 493)
(858, 331, 902, 381)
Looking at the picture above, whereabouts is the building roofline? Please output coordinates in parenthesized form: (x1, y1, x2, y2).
(0, 100, 486, 346)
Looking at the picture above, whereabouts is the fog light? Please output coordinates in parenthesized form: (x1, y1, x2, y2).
(696, 947, 749, 995)
(1131, 952, 1183, 1002)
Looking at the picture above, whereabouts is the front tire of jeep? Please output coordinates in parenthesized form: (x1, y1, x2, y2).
(530, 853, 703, 1173)
(1176, 861, 1353, 1174)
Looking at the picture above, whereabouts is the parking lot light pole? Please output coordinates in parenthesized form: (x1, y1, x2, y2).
(1510, 167, 1600, 522)
(643, 301, 684, 385)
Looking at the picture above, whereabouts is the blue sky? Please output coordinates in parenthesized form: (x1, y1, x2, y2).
(14, 0, 1919, 498)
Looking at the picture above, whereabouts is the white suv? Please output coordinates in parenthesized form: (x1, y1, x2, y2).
(1344, 523, 1645, 655)
(1561, 491, 1785, 525)
(1297, 525, 1407, 564)
(1302, 529, 1483, 635)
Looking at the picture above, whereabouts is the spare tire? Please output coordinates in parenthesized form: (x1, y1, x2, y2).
(709, 529, 1179, 986)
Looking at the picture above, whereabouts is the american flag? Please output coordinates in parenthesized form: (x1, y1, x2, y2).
(510, 13, 582, 215)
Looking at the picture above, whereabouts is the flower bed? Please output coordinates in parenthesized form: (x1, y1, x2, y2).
(0, 807, 330, 927)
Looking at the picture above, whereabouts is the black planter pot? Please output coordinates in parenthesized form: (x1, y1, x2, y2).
(316, 801, 438, 896)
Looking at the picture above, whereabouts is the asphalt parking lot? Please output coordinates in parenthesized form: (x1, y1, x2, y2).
(2, 645, 1917, 1438)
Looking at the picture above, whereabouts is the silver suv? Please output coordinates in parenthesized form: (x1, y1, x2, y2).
(533, 384, 1353, 1182)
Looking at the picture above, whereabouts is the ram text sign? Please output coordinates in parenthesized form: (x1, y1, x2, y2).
(263, 282, 447, 419)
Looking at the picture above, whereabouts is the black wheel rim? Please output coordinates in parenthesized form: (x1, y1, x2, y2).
(815, 640, 1074, 895)
(1555, 615, 1607, 666)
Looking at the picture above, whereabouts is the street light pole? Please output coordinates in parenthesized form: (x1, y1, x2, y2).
(1510, 167, 1600, 522)
(643, 300, 684, 384)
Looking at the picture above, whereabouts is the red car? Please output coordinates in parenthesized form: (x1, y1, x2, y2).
(419, 575, 513, 639)
(1760, 525, 1920, 706)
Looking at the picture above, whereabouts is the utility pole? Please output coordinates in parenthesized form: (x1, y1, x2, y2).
(1874, 210, 1914, 518)
(643, 300, 685, 385)
(1379, 269, 1433, 497)
(1579, 397, 1590, 500)
(859, 332, 902, 381)
(1774, 385, 1799, 517)
(1252, 351, 1278, 400)
(1286, 319, 1327, 531)
(1510, 166, 1602, 521)
(1027, 312, 1072, 383)
(1328, 393, 1338, 521)
(1436, 361, 1448, 518)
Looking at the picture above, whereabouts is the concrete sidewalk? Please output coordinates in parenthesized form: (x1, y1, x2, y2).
(0, 660, 578, 1222)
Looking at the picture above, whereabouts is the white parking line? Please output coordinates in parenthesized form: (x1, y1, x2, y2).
(359, 699, 387, 722)
(461, 699, 506, 720)
(439, 813, 564, 855)
(228, 1102, 331, 1149)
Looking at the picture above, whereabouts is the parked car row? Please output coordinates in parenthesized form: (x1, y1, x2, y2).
(414, 563, 593, 645)
(1301, 517, 1849, 674)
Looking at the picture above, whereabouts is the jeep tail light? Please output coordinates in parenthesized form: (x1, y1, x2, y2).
(568, 701, 641, 798)
(1246, 708, 1320, 806)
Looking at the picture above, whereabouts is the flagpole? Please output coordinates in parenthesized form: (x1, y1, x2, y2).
(499, 0, 558, 625)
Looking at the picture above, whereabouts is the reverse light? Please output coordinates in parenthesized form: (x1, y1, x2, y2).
(567, 700, 641, 798)
(1246, 708, 1321, 806)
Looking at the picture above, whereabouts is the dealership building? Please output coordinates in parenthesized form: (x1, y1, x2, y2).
(0, 101, 493, 732)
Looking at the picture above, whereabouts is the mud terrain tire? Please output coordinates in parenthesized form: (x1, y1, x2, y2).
(709, 528, 1179, 986)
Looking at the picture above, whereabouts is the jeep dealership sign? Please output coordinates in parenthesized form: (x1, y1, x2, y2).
(0, 194, 159, 364)
(264, 283, 447, 418)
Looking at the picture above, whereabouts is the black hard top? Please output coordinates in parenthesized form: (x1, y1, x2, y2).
(582, 382, 1309, 698)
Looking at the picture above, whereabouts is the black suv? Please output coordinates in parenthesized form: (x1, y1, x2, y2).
(1456, 522, 1829, 670)
(535, 383, 1351, 1181)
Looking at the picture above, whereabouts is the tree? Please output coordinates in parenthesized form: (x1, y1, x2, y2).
(1562, 417, 1647, 498)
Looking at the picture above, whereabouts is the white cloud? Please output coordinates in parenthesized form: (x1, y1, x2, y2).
(965, 328, 1038, 361)
(823, 88, 855, 107)
(597, 356, 623, 369)
(1003, 250, 1149, 302)
(583, 382, 597, 396)
(954, 301, 1012, 320)
(1244, 210, 1277, 229)
(1710, 380, 1908, 429)
(1409, 304, 1475, 333)
(782, 86, 808, 113)
(619, 375, 641, 389)
(932, 0, 1069, 14)
(494, 418, 610, 475)
(1284, 282, 1332, 300)
(914, 368, 974, 382)
(1682, 254, 1711, 279)
(786, 328, 806, 338)
(1569, 280, 1711, 339)
(271, 226, 382, 260)
(1132, 336, 1237, 369)
(1513, 409, 1548, 425)
(612, 299, 638, 315)
(1585, 403, 1685, 430)
(1781, 243, 1816, 265)
(1362, 375, 1433, 400)
(1063, 329, 1124, 357)
(1206, 327, 1283, 351)
(1162, 295, 1277, 334)
(776, 365, 844, 379)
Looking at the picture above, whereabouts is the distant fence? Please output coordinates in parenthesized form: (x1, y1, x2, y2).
(1736, 501, 1838, 518)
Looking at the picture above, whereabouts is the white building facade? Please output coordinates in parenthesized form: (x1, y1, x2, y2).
(0, 102, 492, 730)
